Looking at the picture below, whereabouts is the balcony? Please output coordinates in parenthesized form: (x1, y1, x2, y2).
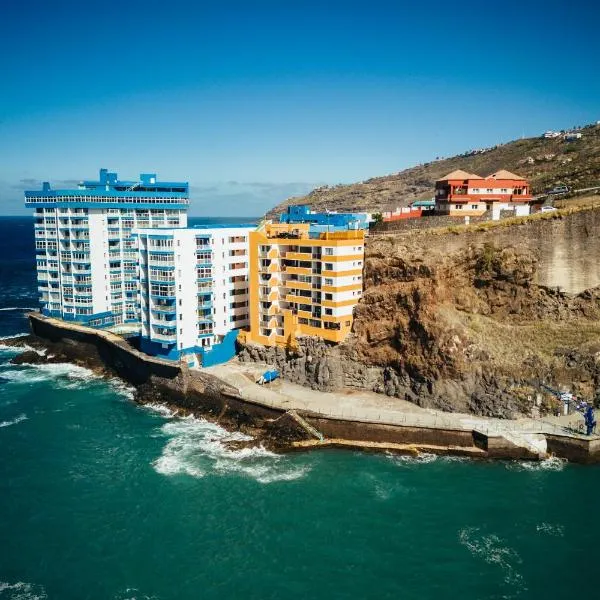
(151, 305, 176, 315)
(286, 294, 312, 304)
(151, 332, 177, 343)
(286, 251, 312, 261)
(284, 266, 312, 276)
(285, 280, 311, 291)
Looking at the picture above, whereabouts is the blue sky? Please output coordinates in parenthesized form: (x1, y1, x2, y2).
(1, 0, 598, 216)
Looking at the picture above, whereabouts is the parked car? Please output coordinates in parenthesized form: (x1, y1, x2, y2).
(547, 185, 570, 195)
(541, 206, 557, 212)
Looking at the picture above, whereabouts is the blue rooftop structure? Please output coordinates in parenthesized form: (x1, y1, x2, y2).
(279, 204, 370, 231)
(25, 168, 189, 209)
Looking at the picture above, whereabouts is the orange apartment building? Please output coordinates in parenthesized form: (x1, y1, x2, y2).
(435, 169, 533, 219)
(242, 222, 365, 348)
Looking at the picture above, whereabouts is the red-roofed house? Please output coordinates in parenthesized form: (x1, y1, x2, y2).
(435, 169, 533, 219)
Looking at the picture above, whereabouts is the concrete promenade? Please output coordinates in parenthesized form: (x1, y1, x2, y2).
(204, 359, 591, 455)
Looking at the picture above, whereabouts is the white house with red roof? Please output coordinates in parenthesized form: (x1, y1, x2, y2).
(435, 169, 533, 220)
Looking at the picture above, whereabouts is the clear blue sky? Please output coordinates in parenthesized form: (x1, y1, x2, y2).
(1, 0, 598, 216)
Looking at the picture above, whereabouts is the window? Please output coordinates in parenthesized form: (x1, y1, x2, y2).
(325, 293, 333, 300)
(324, 248, 333, 256)
(471, 205, 478, 210)
(325, 278, 333, 286)
(324, 263, 333, 271)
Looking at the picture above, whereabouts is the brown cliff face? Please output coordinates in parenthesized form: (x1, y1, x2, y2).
(240, 210, 600, 417)
(347, 230, 600, 413)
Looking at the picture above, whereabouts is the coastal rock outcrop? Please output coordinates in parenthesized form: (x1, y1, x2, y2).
(239, 212, 600, 417)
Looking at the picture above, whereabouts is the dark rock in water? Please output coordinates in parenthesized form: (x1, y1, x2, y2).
(10, 350, 47, 365)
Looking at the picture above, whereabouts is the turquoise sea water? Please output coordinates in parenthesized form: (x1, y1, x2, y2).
(0, 217, 598, 600)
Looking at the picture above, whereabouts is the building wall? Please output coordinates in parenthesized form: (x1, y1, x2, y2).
(88, 210, 110, 317)
(137, 226, 251, 362)
(245, 224, 365, 348)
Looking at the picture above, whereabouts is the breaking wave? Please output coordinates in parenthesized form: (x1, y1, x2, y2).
(536, 522, 565, 537)
(386, 452, 439, 466)
(458, 527, 526, 591)
(0, 362, 99, 390)
(108, 378, 136, 401)
(505, 456, 567, 472)
(0, 307, 37, 312)
(153, 415, 310, 484)
(142, 403, 177, 418)
(0, 333, 28, 341)
(0, 581, 47, 599)
(0, 413, 27, 428)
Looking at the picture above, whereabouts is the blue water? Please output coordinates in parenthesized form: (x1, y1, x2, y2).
(0, 217, 598, 600)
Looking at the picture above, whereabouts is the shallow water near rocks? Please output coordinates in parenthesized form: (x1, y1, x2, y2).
(0, 217, 598, 599)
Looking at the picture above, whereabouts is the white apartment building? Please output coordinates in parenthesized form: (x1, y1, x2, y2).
(135, 226, 252, 364)
(25, 169, 188, 327)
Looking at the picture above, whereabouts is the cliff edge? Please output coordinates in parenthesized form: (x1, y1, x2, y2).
(240, 206, 600, 418)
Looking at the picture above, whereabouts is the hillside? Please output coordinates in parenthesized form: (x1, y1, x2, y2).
(268, 122, 600, 216)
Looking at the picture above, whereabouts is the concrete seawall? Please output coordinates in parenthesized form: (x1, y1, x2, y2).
(23, 313, 600, 463)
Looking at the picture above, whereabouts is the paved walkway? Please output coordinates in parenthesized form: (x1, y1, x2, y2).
(203, 360, 592, 453)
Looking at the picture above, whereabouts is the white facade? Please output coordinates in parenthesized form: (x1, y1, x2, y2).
(490, 203, 531, 221)
(26, 170, 189, 327)
(32, 206, 187, 326)
(136, 226, 252, 360)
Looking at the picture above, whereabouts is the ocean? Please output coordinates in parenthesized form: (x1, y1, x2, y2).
(0, 216, 598, 600)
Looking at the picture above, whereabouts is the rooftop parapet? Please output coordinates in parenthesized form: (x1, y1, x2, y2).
(261, 221, 364, 241)
(24, 168, 189, 207)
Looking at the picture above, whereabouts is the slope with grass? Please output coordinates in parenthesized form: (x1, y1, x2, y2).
(268, 123, 600, 216)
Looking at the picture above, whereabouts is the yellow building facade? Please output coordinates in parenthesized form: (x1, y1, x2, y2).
(243, 222, 365, 347)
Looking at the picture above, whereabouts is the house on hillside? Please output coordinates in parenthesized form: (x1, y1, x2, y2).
(434, 169, 533, 220)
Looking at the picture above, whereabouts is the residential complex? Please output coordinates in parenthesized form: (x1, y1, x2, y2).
(25, 169, 188, 327)
(244, 220, 365, 347)
(25, 173, 367, 366)
(434, 169, 533, 219)
(280, 204, 371, 231)
(135, 226, 252, 364)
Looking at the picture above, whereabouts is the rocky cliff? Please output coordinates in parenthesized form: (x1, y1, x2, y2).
(240, 207, 600, 418)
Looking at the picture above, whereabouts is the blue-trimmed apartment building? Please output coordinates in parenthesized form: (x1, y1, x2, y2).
(279, 204, 372, 232)
(135, 225, 253, 365)
(25, 170, 253, 366)
(25, 168, 189, 328)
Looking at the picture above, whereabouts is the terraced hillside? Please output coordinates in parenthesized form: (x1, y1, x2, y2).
(268, 123, 600, 217)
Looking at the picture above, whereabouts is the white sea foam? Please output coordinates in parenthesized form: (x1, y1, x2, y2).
(0, 580, 47, 599)
(0, 413, 27, 428)
(0, 333, 28, 341)
(458, 527, 526, 589)
(108, 378, 136, 401)
(153, 415, 309, 484)
(0, 361, 99, 390)
(143, 403, 177, 418)
(387, 452, 438, 466)
(506, 456, 567, 472)
(536, 522, 565, 537)
(113, 588, 159, 600)
(0, 307, 37, 312)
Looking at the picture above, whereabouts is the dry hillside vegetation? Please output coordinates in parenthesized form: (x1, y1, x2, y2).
(269, 123, 600, 216)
